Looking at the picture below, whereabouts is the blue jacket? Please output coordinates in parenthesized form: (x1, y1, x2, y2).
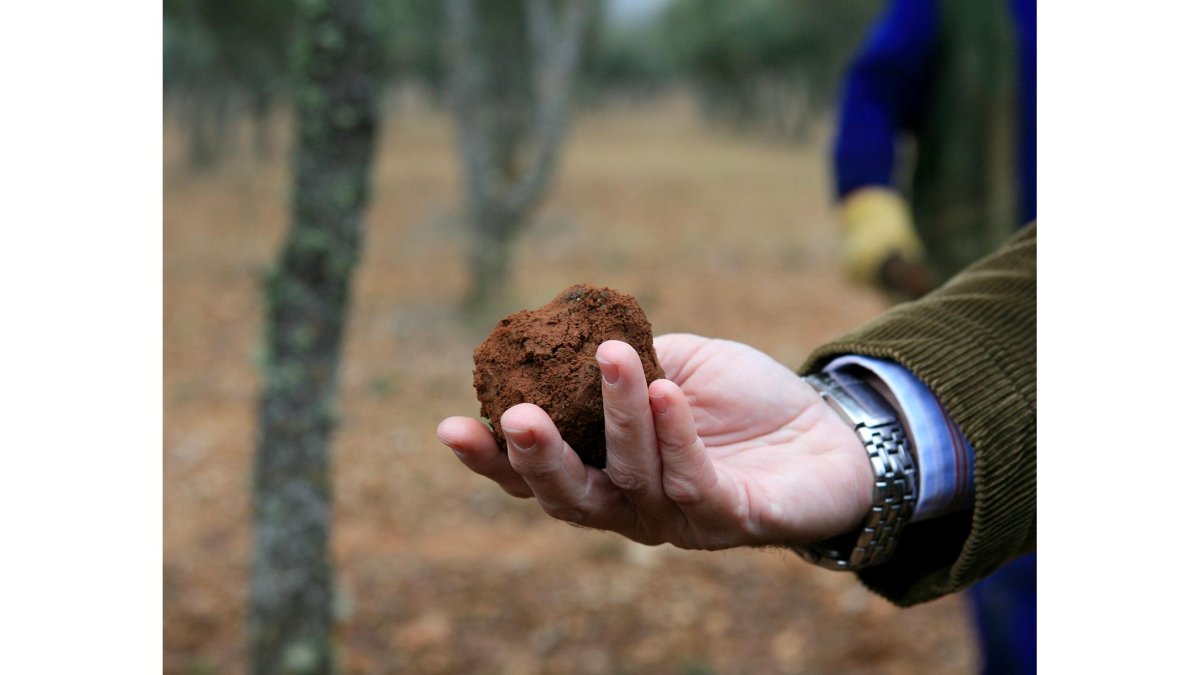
(833, 0, 1036, 225)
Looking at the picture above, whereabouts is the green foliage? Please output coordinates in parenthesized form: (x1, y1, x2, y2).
(662, 0, 880, 91)
(574, 0, 882, 138)
(657, 0, 882, 138)
(164, 0, 299, 100)
(369, 0, 445, 90)
(583, 9, 674, 93)
(164, 0, 886, 154)
(165, 0, 444, 168)
(165, 0, 445, 98)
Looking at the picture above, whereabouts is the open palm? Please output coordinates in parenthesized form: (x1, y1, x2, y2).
(653, 334, 872, 545)
(437, 334, 872, 550)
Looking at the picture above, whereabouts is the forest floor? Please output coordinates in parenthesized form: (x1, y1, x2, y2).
(164, 98, 975, 675)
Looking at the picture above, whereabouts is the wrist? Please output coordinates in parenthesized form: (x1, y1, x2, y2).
(823, 355, 977, 522)
(796, 372, 918, 570)
(812, 382, 876, 530)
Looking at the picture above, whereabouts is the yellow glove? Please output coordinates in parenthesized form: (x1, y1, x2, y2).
(837, 187, 926, 285)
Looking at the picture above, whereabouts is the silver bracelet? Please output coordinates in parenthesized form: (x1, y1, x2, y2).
(797, 372, 918, 571)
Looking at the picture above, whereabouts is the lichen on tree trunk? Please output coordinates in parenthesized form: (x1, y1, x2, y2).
(249, 0, 379, 673)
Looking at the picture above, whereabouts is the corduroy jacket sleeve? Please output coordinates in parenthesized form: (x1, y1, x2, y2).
(801, 223, 1036, 607)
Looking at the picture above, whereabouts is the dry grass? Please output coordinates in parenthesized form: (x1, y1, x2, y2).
(164, 98, 974, 674)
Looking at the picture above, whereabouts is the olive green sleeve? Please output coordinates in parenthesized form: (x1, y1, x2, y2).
(801, 223, 1036, 607)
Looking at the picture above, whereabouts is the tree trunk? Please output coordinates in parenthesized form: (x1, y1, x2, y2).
(462, 205, 525, 314)
(186, 84, 233, 170)
(447, 0, 591, 315)
(252, 92, 276, 163)
(249, 0, 379, 672)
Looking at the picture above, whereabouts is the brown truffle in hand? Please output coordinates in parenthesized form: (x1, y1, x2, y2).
(473, 284, 665, 468)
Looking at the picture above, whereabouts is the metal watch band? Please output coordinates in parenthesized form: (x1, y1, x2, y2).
(797, 372, 917, 571)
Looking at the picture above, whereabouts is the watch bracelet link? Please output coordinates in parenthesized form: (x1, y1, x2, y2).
(797, 373, 918, 571)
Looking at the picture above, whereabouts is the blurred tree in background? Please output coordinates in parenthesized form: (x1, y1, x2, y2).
(163, 0, 880, 170)
(164, 0, 883, 178)
(580, 11, 673, 100)
(164, 0, 442, 170)
(659, 0, 880, 141)
(375, 0, 446, 98)
(249, 0, 381, 672)
(447, 0, 593, 315)
(163, 0, 298, 167)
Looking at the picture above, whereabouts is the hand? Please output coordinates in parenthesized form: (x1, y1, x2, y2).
(878, 252, 935, 299)
(437, 334, 874, 550)
(837, 187, 927, 293)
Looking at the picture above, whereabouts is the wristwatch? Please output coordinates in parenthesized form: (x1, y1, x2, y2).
(797, 371, 918, 571)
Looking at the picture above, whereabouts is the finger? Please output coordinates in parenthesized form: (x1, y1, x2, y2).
(646, 378, 750, 548)
(437, 417, 534, 498)
(647, 379, 720, 504)
(595, 340, 664, 503)
(501, 404, 635, 531)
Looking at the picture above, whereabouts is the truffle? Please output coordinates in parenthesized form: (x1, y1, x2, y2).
(473, 284, 664, 468)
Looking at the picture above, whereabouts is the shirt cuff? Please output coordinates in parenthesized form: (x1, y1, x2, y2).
(824, 355, 974, 522)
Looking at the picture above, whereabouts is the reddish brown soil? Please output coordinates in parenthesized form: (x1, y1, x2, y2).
(474, 284, 664, 468)
(164, 100, 975, 675)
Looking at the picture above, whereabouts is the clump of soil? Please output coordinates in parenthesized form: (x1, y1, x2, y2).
(473, 284, 665, 468)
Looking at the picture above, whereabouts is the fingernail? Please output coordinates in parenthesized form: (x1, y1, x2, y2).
(503, 426, 536, 452)
(649, 393, 669, 416)
(596, 355, 620, 386)
(436, 433, 466, 459)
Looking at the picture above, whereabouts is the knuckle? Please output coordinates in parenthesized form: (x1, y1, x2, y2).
(513, 458, 556, 483)
(662, 473, 703, 505)
(657, 428, 691, 452)
(605, 465, 649, 494)
(604, 402, 638, 430)
(541, 501, 586, 524)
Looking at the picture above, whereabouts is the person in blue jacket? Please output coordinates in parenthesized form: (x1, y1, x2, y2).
(833, 0, 1035, 297)
(831, 0, 1036, 672)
